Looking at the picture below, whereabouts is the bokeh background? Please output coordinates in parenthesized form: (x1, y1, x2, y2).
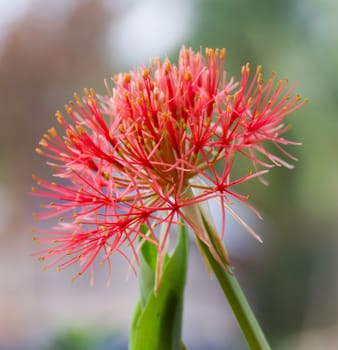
(0, 0, 337, 349)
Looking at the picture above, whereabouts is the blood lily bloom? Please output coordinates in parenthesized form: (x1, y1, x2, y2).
(32, 46, 306, 285)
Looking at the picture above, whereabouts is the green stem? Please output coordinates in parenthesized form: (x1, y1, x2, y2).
(197, 227, 271, 350)
(182, 187, 270, 349)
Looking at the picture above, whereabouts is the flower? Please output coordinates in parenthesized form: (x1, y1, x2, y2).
(32, 46, 306, 285)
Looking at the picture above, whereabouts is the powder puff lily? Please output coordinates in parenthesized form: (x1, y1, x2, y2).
(32, 46, 306, 286)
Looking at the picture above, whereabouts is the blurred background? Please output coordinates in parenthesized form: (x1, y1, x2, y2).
(0, 0, 337, 349)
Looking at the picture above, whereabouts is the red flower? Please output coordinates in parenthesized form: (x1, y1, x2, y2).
(32, 46, 306, 284)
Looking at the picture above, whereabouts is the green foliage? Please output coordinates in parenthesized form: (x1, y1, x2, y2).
(47, 329, 99, 350)
(130, 226, 189, 350)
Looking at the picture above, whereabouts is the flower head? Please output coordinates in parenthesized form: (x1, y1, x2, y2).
(32, 46, 306, 284)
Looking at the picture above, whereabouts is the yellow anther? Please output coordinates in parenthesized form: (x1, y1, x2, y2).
(73, 92, 80, 101)
(136, 97, 143, 105)
(164, 61, 171, 74)
(32, 174, 37, 180)
(65, 104, 73, 115)
(184, 71, 192, 81)
(76, 125, 85, 134)
(55, 111, 64, 124)
(142, 69, 150, 79)
(220, 48, 226, 59)
(276, 80, 283, 89)
(35, 148, 43, 155)
(124, 73, 131, 83)
(48, 127, 57, 137)
(39, 139, 48, 148)
(31, 187, 36, 192)
(205, 48, 214, 57)
(84, 88, 90, 97)
(33, 237, 41, 245)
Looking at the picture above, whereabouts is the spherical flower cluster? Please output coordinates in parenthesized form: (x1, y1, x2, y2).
(32, 46, 306, 284)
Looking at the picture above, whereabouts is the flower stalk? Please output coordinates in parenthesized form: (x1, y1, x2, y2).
(180, 188, 271, 349)
(198, 211, 271, 350)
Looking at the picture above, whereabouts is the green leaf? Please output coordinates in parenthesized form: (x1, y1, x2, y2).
(139, 230, 158, 307)
(129, 299, 142, 350)
(130, 225, 189, 350)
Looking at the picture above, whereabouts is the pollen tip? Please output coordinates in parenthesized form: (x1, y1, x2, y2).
(124, 73, 131, 83)
(184, 70, 192, 81)
(39, 139, 48, 148)
(220, 48, 226, 59)
(76, 125, 85, 134)
(48, 127, 57, 137)
(65, 104, 73, 114)
(73, 92, 80, 101)
(55, 111, 64, 123)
